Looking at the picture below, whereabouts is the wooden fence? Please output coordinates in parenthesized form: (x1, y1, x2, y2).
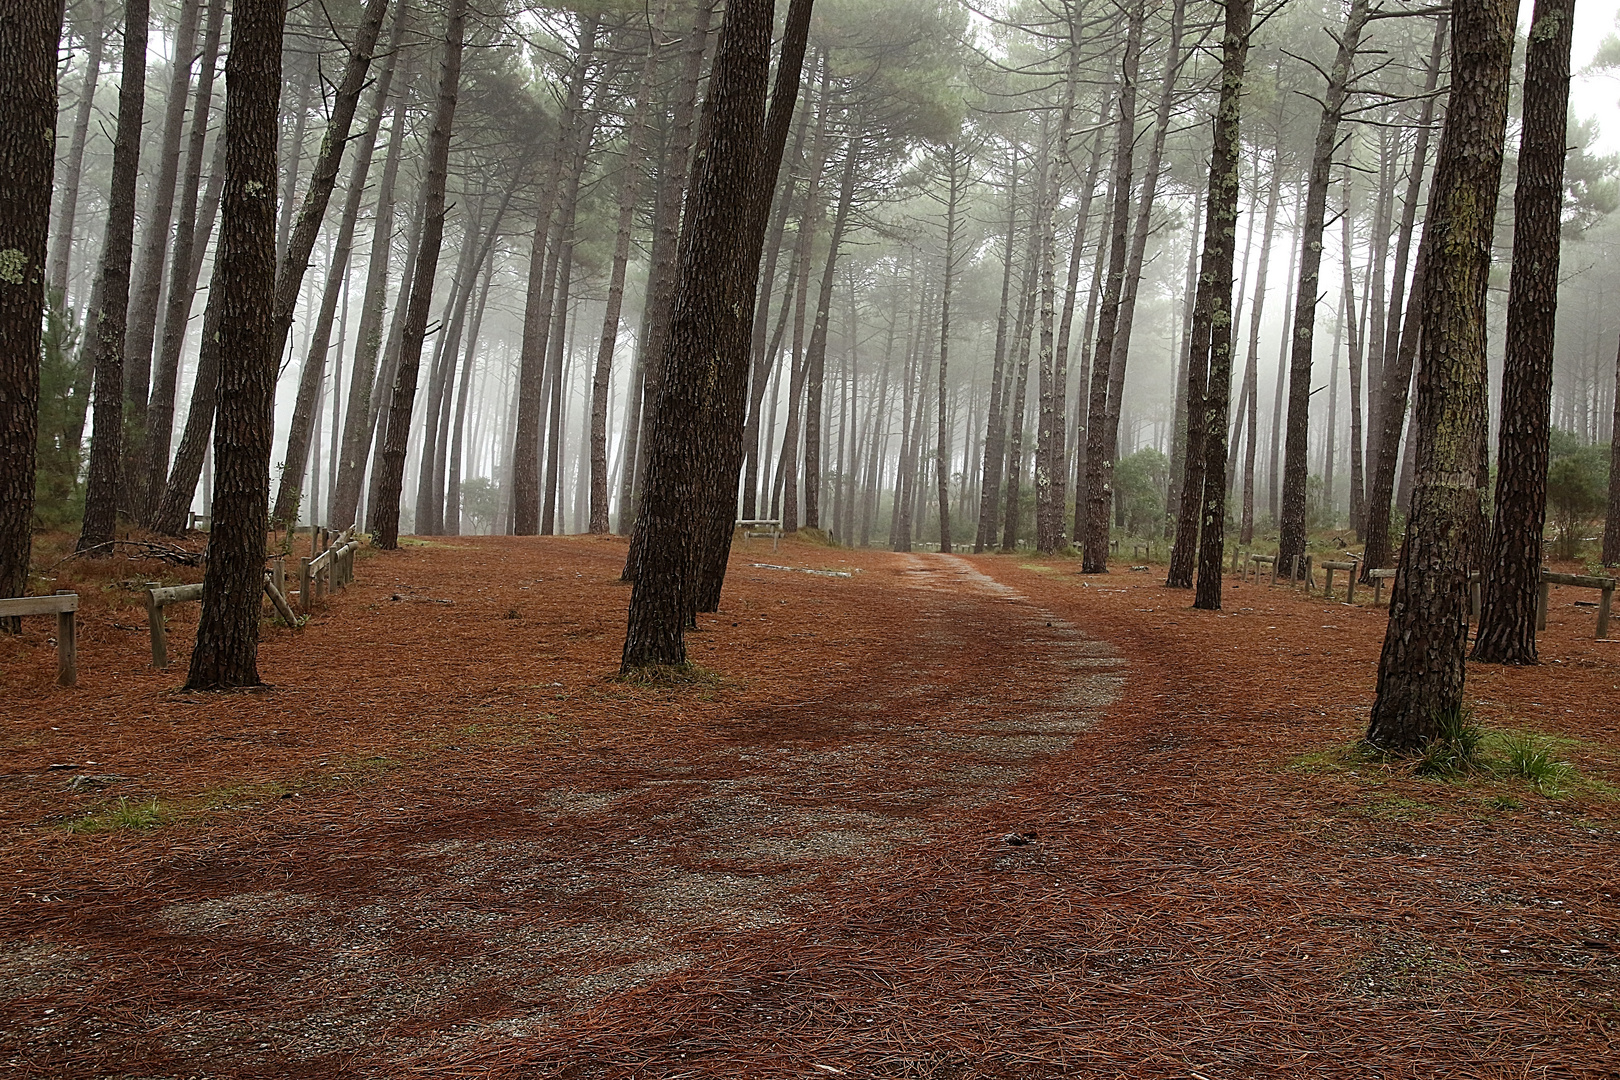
(0, 592, 78, 686)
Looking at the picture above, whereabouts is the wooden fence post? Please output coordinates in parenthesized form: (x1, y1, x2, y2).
(1537, 572, 1549, 632)
(300, 557, 313, 615)
(55, 590, 77, 687)
(145, 582, 167, 669)
(1600, 582, 1614, 641)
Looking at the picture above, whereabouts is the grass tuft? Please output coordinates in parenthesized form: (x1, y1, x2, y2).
(65, 797, 167, 834)
(1497, 733, 1572, 791)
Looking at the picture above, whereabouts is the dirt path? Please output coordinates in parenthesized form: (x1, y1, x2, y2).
(2, 538, 1617, 1078)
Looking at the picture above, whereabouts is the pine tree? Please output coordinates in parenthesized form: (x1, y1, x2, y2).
(0, 0, 59, 613)
(1367, 0, 1519, 749)
(185, 0, 285, 689)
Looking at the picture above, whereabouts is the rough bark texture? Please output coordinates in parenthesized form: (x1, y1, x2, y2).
(76, 0, 148, 555)
(622, 1, 714, 538)
(621, 0, 777, 669)
(1190, 0, 1254, 610)
(371, 0, 465, 549)
(184, 0, 284, 690)
(1276, 0, 1371, 577)
(1367, 0, 1517, 750)
(0, 0, 58, 611)
(1472, 0, 1574, 664)
(689, 0, 813, 615)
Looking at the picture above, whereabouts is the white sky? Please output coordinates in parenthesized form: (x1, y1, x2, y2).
(1563, 0, 1620, 155)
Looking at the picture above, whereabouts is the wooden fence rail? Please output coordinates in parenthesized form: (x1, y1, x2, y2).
(0, 592, 78, 686)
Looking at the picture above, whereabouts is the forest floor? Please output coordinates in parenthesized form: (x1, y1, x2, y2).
(2, 531, 1618, 1078)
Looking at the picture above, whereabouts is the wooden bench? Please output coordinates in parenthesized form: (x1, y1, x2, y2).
(1247, 553, 1275, 585)
(0, 592, 78, 686)
(735, 518, 782, 552)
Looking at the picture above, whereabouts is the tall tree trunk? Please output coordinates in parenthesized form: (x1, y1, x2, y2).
(621, 1, 715, 536)
(935, 143, 961, 553)
(1343, 178, 1367, 540)
(270, 0, 392, 364)
(740, 56, 814, 524)
(1081, 0, 1144, 572)
(1473, 0, 1574, 664)
(1267, 186, 1303, 525)
(446, 250, 493, 536)
(1604, 328, 1620, 566)
(804, 129, 860, 531)
(371, 0, 466, 549)
(330, 9, 413, 531)
(273, 0, 400, 525)
(76, 0, 148, 555)
(141, 0, 225, 521)
(1189, 0, 1254, 610)
(184, 0, 283, 689)
(1165, 180, 1203, 538)
(1237, 139, 1283, 546)
(690, 0, 814, 613)
(621, 0, 797, 667)
(1001, 250, 1038, 553)
(1367, 0, 1517, 749)
(121, 0, 204, 509)
(1276, 0, 1374, 576)
(48, 0, 105, 299)
(1363, 13, 1448, 572)
(0, 0, 58, 613)
(513, 12, 598, 536)
(974, 141, 1021, 552)
(589, 33, 660, 534)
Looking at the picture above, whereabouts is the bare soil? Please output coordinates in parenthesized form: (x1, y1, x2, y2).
(2, 534, 1617, 1078)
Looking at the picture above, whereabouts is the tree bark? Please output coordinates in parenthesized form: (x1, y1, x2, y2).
(0, 0, 58, 614)
(1368, 0, 1517, 749)
(371, 0, 466, 549)
(76, 0, 148, 555)
(620, 0, 783, 669)
(184, 0, 283, 689)
(1190, 0, 1254, 610)
(1473, 0, 1574, 664)
(621, 1, 715, 536)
